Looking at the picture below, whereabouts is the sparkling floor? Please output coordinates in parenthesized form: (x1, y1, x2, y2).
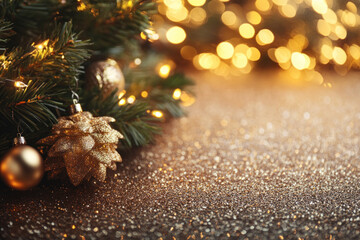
(1, 71, 360, 239)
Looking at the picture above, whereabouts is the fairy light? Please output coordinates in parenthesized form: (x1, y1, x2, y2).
(14, 81, 28, 88)
(118, 90, 126, 99)
(34, 39, 49, 50)
(127, 95, 136, 104)
(151, 110, 164, 118)
(134, 58, 142, 65)
(118, 99, 126, 106)
(141, 91, 149, 98)
(159, 64, 171, 78)
(172, 88, 182, 100)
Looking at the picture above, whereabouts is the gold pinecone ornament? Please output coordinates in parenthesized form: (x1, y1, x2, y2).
(38, 103, 123, 186)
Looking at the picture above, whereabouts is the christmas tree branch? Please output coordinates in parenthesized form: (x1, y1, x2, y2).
(81, 87, 161, 149)
(0, 22, 91, 155)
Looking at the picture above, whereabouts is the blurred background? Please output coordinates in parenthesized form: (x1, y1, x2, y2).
(149, 0, 360, 85)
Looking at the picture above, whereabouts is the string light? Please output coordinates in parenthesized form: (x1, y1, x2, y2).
(127, 95, 136, 104)
(158, 64, 171, 78)
(151, 110, 164, 118)
(14, 81, 27, 88)
(33, 39, 49, 50)
(141, 91, 149, 98)
(172, 88, 182, 100)
(118, 90, 126, 99)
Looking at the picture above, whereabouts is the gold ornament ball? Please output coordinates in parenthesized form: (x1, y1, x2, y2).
(0, 145, 43, 190)
(86, 59, 125, 98)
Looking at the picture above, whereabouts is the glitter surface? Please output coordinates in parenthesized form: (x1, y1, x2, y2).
(2, 72, 360, 239)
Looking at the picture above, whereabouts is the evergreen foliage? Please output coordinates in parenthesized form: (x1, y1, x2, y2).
(0, 0, 193, 156)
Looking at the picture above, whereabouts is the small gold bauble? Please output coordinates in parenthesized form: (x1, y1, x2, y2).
(86, 59, 125, 98)
(0, 145, 43, 190)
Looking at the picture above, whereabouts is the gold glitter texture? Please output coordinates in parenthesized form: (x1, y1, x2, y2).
(38, 111, 123, 186)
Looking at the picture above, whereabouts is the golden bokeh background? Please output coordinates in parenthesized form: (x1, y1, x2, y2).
(150, 0, 360, 84)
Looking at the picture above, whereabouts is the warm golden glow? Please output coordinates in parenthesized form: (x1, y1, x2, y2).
(181, 45, 197, 60)
(332, 47, 347, 65)
(255, 0, 271, 12)
(280, 4, 297, 18)
(317, 19, 331, 36)
(187, 0, 206, 7)
(152, 110, 164, 118)
(198, 53, 221, 69)
(166, 26, 186, 44)
(34, 39, 49, 50)
(180, 91, 195, 106)
(118, 98, 126, 106)
(118, 90, 126, 99)
(127, 95, 136, 104)
(164, 0, 182, 9)
(291, 52, 310, 70)
(273, 0, 287, 6)
(159, 64, 171, 78)
(349, 45, 360, 60)
(232, 53, 248, 69)
(189, 7, 207, 25)
(166, 7, 188, 22)
(134, 58, 142, 65)
(334, 24, 347, 39)
(216, 42, 234, 60)
(172, 88, 182, 100)
(275, 47, 291, 63)
(239, 23, 255, 39)
(256, 29, 275, 45)
(221, 11, 237, 27)
(246, 47, 261, 61)
(322, 9, 337, 24)
(141, 91, 148, 98)
(14, 81, 28, 88)
(312, 0, 328, 14)
(246, 11, 262, 25)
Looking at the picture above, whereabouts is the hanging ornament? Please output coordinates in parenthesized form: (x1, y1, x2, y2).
(37, 101, 123, 186)
(0, 135, 44, 190)
(86, 59, 125, 98)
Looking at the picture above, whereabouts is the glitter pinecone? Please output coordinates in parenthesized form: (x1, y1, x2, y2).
(38, 111, 123, 186)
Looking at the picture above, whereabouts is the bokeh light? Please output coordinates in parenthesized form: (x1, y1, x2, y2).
(166, 26, 186, 44)
(156, 0, 360, 80)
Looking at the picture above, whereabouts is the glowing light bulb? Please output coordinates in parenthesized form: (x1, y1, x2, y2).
(134, 58, 142, 65)
(118, 90, 126, 99)
(127, 95, 136, 104)
(152, 110, 164, 118)
(118, 99, 126, 106)
(141, 91, 148, 98)
(14, 81, 27, 88)
(159, 64, 171, 78)
(173, 88, 182, 100)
